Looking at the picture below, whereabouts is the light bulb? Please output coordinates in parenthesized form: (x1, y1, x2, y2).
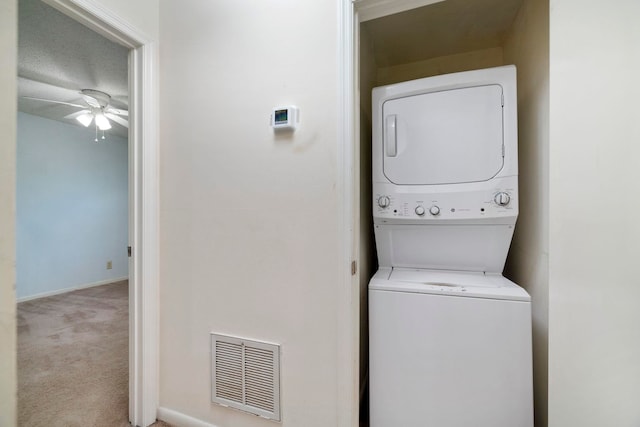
(95, 113, 112, 130)
(76, 113, 93, 127)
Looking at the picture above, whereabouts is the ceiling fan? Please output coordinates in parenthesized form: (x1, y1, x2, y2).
(21, 88, 128, 136)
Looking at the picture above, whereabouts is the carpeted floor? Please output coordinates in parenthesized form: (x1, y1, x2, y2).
(17, 281, 171, 427)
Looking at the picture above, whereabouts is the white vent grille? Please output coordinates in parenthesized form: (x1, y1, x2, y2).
(211, 334, 280, 421)
(214, 341, 243, 403)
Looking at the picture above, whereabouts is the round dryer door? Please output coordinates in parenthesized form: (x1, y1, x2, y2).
(382, 84, 505, 185)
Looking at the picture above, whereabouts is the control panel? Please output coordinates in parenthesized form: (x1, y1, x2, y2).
(271, 105, 299, 130)
(373, 183, 517, 222)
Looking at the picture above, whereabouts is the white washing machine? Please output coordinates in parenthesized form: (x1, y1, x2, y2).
(369, 66, 533, 427)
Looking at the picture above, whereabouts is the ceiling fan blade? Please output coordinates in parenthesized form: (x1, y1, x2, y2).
(82, 94, 101, 108)
(20, 96, 85, 108)
(64, 110, 92, 119)
(105, 107, 128, 117)
(104, 112, 129, 129)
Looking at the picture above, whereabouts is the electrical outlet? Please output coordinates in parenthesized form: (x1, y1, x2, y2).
(107, 261, 113, 270)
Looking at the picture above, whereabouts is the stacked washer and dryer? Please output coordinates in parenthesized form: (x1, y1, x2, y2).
(368, 65, 533, 427)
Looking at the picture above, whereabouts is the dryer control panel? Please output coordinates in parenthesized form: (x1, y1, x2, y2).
(373, 176, 518, 223)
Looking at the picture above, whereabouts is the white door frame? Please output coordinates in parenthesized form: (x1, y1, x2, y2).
(42, 1, 159, 426)
(337, 1, 359, 426)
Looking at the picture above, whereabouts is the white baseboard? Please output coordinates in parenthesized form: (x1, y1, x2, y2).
(17, 276, 129, 303)
(157, 407, 220, 427)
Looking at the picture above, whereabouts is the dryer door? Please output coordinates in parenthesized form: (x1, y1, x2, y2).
(382, 85, 504, 185)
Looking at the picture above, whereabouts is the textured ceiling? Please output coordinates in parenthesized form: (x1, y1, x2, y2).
(363, 0, 524, 68)
(18, 0, 129, 138)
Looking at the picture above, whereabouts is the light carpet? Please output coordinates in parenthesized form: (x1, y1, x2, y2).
(17, 281, 170, 427)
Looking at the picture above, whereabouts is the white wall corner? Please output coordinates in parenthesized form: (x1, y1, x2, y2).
(0, 0, 17, 424)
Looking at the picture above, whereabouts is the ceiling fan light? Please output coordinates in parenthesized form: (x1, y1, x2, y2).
(95, 113, 112, 130)
(76, 113, 93, 127)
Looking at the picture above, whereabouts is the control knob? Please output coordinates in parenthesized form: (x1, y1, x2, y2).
(378, 196, 390, 208)
(415, 206, 425, 216)
(494, 192, 511, 206)
(429, 205, 440, 216)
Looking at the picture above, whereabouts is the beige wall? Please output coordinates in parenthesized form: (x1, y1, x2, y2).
(158, 1, 349, 425)
(549, 0, 640, 426)
(376, 47, 504, 86)
(0, 0, 17, 425)
(503, 0, 549, 426)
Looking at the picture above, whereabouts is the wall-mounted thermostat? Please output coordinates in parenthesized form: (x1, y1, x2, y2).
(271, 106, 299, 130)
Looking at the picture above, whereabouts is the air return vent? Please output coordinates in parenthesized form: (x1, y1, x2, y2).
(211, 333, 281, 421)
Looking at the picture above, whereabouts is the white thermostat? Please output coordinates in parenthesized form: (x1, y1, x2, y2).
(271, 106, 299, 130)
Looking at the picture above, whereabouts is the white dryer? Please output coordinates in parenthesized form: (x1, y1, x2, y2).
(369, 66, 533, 427)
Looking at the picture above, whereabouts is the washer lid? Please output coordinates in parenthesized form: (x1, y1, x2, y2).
(382, 84, 504, 185)
(369, 268, 530, 301)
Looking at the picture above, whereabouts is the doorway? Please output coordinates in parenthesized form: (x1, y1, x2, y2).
(15, 0, 159, 425)
(16, 1, 129, 424)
